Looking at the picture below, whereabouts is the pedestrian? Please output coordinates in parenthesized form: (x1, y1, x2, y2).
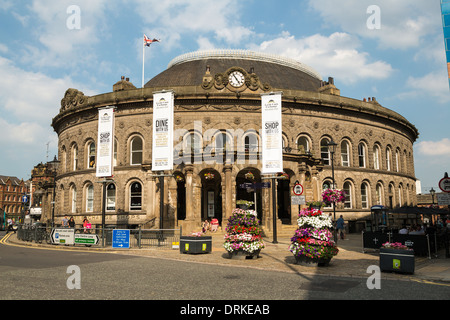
(202, 219, 210, 233)
(336, 215, 345, 240)
(61, 215, 69, 228)
(83, 217, 91, 233)
(68, 216, 75, 229)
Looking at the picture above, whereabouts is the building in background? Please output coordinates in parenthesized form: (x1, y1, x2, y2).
(51, 50, 419, 233)
(0, 175, 28, 226)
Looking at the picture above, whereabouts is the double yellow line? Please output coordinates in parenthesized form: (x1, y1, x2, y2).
(0, 232, 13, 245)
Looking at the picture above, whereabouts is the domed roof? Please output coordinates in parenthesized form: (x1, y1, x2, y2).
(145, 49, 323, 92)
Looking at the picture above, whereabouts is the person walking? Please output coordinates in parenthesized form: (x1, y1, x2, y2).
(336, 215, 345, 240)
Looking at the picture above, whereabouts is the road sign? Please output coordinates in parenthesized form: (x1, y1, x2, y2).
(291, 195, 306, 205)
(239, 182, 271, 189)
(439, 177, 450, 193)
(437, 193, 450, 205)
(292, 183, 304, 196)
(22, 195, 28, 203)
(112, 229, 130, 248)
(74, 233, 99, 245)
(51, 228, 75, 245)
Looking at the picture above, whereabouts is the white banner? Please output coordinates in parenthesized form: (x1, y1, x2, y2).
(261, 92, 283, 174)
(152, 91, 174, 171)
(96, 107, 115, 177)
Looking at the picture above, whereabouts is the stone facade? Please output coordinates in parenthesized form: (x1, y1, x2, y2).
(51, 50, 419, 233)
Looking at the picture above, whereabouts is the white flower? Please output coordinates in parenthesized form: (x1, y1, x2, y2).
(297, 215, 332, 229)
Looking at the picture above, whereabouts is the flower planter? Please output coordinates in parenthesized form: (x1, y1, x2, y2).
(227, 249, 261, 260)
(379, 248, 415, 274)
(294, 255, 331, 267)
(180, 236, 212, 254)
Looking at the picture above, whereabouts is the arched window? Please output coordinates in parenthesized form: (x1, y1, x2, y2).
(186, 132, 201, 154)
(106, 183, 116, 211)
(320, 138, 330, 165)
(343, 181, 352, 209)
(72, 144, 78, 171)
(87, 141, 96, 168)
(113, 138, 118, 167)
(361, 182, 369, 209)
(215, 132, 232, 152)
(373, 145, 380, 170)
(297, 136, 310, 154)
(130, 136, 143, 165)
(358, 143, 366, 168)
(341, 141, 350, 167)
(395, 149, 400, 172)
(386, 147, 392, 171)
(130, 182, 142, 211)
(322, 180, 333, 208)
(70, 185, 77, 213)
(376, 183, 383, 205)
(244, 133, 259, 152)
(86, 184, 94, 212)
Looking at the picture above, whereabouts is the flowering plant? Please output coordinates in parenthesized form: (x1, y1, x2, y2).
(236, 200, 254, 207)
(223, 208, 265, 253)
(289, 207, 338, 261)
(204, 172, 215, 180)
(244, 171, 255, 181)
(321, 188, 346, 203)
(190, 231, 205, 237)
(175, 175, 184, 182)
(277, 172, 289, 180)
(381, 242, 412, 250)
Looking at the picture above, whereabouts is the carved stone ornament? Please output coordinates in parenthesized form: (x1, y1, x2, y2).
(60, 88, 87, 113)
(202, 66, 271, 93)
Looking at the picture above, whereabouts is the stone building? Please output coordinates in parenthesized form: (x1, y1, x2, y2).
(51, 50, 419, 233)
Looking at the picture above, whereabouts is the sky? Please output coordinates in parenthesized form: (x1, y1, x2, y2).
(0, 0, 448, 194)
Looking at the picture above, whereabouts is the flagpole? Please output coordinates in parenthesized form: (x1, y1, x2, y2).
(142, 34, 145, 88)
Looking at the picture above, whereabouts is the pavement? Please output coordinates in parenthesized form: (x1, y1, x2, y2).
(3, 230, 450, 285)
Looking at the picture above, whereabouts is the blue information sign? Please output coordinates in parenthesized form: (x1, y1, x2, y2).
(112, 229, 130, 248)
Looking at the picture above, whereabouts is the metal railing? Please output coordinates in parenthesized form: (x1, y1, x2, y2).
(15, 224, 181, 250)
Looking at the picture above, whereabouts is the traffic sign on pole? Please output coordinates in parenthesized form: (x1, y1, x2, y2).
(112, 229, 130, 248)
(439, 176, 450, 193)
(292, 183, 304, 196)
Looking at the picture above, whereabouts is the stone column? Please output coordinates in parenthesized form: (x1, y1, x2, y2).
(223, 164, 233, 224)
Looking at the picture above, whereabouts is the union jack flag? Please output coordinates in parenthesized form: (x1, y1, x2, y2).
(144, 34, 160, 47)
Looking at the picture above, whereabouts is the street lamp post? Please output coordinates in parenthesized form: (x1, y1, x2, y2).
(47, 155, 60, 228)
(430, 187, 435, 206)
(327, 140, 338, 243)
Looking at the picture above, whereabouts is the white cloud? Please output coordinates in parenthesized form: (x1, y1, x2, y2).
(249, 32, 393, 84)
(416, 138, 450, 156)
(404, 71, 450, 103)
(0, 56, 71, 122)
(308, 0, 440, 50)
(131, 0, 254, 49)
(20, 0, 110, 68)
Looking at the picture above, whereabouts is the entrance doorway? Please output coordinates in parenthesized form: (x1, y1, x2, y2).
(200, 169, 222, 224)
(277, 174, 291, 224)
(174, 172, 186, 221)
(235, 168, 262, 222)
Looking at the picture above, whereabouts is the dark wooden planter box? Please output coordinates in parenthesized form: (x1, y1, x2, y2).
(294, 255, 331, 267)
(379, 248, 415, 274)
(180, 236, 212, 254)
(227, 249, 261, 260)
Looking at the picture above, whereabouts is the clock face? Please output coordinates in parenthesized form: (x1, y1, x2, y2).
(228, 71, 245, 87)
